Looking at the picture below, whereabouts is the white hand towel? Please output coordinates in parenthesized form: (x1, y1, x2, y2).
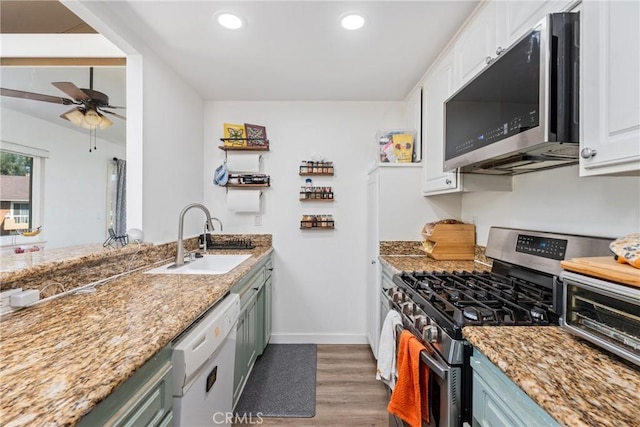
(376, 310, 402, 389)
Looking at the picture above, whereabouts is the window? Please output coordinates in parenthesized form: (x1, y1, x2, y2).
(0, 142, 48, 243)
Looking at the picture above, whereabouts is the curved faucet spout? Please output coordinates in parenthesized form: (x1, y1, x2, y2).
(173, 203, 215, 267)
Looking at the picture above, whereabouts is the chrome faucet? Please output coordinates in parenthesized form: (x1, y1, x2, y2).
(201, 217, 224, 250)
(172, 203, 216, 268)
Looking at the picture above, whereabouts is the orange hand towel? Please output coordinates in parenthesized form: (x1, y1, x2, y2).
(387, 330, 430, 426)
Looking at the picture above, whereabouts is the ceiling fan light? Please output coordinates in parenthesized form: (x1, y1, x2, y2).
(64, 108, 86, 127)
(84, 109, 102, 126)
(98, 113, 113, 129)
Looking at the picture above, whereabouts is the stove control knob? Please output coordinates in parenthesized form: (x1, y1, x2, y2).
(423, 325, 439, 343)
(402, 302, 414, 316)
(414, 315, 427, 329)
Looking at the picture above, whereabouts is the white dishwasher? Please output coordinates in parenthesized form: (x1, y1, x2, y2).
(172, 293, 240, 427)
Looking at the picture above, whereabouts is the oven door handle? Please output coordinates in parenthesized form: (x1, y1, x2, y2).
(420, 350, 448, 379)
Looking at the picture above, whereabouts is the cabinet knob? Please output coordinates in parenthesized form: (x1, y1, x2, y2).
(445, 179, 452, 185)
(485, 56, 492, 65)
(580, 147, 598, 159)
(496, 46, 504, 56)
(371, 260, 376, 264)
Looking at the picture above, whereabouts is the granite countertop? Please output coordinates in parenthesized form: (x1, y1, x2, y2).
(380, 241, 639, 426)
(465, 327, 640, 427)
(0, 245, 273, 426)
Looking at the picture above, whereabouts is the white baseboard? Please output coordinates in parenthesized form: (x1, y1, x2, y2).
(269, 333, 369, 345)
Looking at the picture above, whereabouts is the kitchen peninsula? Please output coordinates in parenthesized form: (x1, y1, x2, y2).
(0, 236, 272, 426)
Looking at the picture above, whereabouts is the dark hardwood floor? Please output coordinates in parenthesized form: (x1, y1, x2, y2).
(234, 344, 390, 426)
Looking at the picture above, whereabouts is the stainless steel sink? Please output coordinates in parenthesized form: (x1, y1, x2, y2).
(144, 254, 251, 275)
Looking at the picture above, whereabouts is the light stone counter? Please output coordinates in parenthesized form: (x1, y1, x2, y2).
(0, 243, 273, 426)
(465, 326, 640, 427)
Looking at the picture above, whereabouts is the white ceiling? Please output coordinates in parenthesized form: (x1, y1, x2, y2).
(1, 1, 480, 145)
(82, 0, 480, 101)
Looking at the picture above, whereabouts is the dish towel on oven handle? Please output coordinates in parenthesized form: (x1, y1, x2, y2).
(376, 310, 402, 388)
(387, 330, 430, 427)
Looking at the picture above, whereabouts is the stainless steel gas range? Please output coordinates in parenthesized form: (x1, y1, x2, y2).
(384, 227, 612, 427)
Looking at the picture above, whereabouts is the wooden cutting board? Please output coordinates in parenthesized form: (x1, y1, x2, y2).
(561, 256, 640, 288)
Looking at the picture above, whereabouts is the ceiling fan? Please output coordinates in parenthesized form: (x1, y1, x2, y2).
(0, 67, 126, 131)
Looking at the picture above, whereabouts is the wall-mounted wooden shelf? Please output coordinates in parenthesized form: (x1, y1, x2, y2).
(218, 146, 270, 151)
(300, 198, 333, 202)
(226, 183, 270, 188)
(299, 161, 333, 175)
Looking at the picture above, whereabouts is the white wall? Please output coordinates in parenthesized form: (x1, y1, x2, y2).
(1, 108, 125, 249)
(462, 165, 640, 245)
(140, 54, 205, 244)
(204, 101, 407, 343)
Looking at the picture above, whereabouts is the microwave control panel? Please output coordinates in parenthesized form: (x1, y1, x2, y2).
(516, 234, 568, 260)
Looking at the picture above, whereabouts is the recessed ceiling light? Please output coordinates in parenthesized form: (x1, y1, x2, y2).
(217, 12, 244, 30)
(340, 13, 365, 30)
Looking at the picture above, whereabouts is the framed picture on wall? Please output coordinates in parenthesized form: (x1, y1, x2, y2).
(244, 123, 268, 147)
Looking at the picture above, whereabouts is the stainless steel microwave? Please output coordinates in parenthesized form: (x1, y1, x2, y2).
(443, 13, 580, 175)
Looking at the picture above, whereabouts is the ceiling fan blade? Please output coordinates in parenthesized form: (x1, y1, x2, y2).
(101, 109, 126, 120)
(52, 82, 90, 102)
(1, 87, 75, 105)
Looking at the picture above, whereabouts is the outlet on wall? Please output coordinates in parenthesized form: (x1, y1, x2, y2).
(254, 215, 262, 226)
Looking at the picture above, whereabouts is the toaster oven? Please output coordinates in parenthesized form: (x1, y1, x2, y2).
(560, 271, 640, 367)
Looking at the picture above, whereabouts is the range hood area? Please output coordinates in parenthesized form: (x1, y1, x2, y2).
(460, 143, 580, 176)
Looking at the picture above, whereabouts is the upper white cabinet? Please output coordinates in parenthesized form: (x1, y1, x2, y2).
(422, 51, 459, 195)
(454, 2, 501, 86)
(580, 0, 640, 176)
(498, 1, 574, 48)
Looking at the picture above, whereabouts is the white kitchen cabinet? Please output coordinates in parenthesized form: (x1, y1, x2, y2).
(497, 1, 575, 50)
(579, 0, 640, 176)
(422, 51, 459, 195)
(471, 349, 560, 427)
(454, 1, 501, 86)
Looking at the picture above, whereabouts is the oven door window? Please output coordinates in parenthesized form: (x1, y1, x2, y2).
(566, 284, 640, 354)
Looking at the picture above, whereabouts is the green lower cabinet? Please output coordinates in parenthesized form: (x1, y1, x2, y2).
(78, 345, 173, 427)
(471, 349, 559, 427)
(231, 254, 273, 409)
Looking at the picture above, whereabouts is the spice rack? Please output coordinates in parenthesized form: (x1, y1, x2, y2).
(299, 186, 333, 201)
(299, 160, 334, 175)
(299, 159, 335, 230)
(300, 215, 335, 229)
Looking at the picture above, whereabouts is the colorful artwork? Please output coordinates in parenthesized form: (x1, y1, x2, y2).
(244, 123, 268, 146)
(378, 130, 415, 162)
(223, 123, 246, 147)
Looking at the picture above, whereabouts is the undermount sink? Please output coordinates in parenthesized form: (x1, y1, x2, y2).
(144, 254, 251, 275)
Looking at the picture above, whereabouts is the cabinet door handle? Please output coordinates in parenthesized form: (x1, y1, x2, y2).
(445, 179, 452, 185)
(268, 268, 274, 271)
(495, 46, 504, 56)
(580, 147, 597, 159)
(485, 56, 492, 65)
(371, 260, 376, 264)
